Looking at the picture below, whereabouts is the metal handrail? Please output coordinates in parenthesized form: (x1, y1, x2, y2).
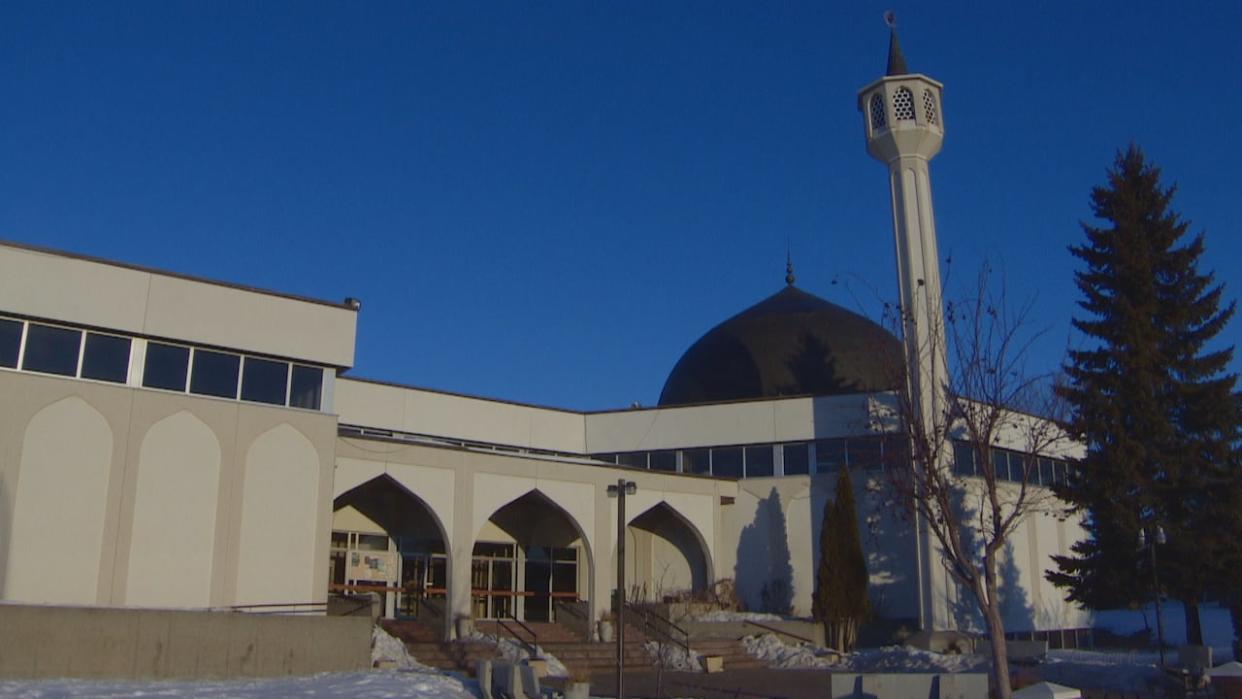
(742, 619, 818, 646)
(495, 609, 541, 659)
(625, 602, 691, 655)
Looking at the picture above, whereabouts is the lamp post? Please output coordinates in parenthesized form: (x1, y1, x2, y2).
(1139, 525, 1168, 667)
(607, 478, 636, 699)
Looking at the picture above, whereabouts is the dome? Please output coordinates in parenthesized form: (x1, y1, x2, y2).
(658, 283, 901, 406)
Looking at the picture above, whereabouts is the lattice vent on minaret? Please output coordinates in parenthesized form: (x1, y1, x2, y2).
(922, 89, 938, 125)
(893, 87, 915, 121)
(870, 93, 887, 130)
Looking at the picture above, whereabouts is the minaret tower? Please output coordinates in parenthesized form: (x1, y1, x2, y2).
(858, 17, 952, 630)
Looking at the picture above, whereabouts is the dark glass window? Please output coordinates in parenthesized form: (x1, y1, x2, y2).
(882, 436, 910, 468)
(683, 448, 710, 475)
(81, 333, 131, 383)
(190, 349, 240, 398)
(991, 449, 1011, 481)
(617, 452, 648, 469)
(1037, 458, 1053, 486)
(953, 442, 975, 476)
(143, 342, 190, 391)
(593, 454, 618, 465)
(0, 318, 21, 368)
(242, 356, 288, 405)
(290, 365, 323, 410)
(1010, 454, 1028, 482)
(649, 451, 677, 472)
(745, 446, 774, 477)
(848, 438, 883, 469)
(22, 323, 81, 376)
(712, 447, 743, 478)
(815, 439, 846, 472)
(782, 443, 810, 475)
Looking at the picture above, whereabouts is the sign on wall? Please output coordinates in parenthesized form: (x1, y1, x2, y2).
(348, 550, 396, 582)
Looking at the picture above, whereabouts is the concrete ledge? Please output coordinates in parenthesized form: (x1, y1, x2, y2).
(830, 672, 989, 699)
(0, 604, 371, 680)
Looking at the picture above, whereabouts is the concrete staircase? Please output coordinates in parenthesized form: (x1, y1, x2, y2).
(687, 638, 768, 671)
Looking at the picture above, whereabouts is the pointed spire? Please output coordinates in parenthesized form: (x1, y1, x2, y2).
(884, 11, 909, 76)
(785, 249, 796, 286)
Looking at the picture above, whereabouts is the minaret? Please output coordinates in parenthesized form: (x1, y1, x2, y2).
(858, 19, 953, 630)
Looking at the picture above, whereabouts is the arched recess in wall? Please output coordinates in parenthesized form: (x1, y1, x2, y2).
(235, 424, 320, 606)
(7, 397, 113, 604)
(474, 489, 595, 623)
(620, 501, 714, 598)
(126, 411, 221, 608)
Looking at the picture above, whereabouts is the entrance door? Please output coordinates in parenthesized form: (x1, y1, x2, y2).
(523, 546, 552, 622)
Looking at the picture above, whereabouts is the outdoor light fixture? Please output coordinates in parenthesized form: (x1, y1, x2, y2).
(606, 479, 637, 699)
(1139, 525, 1168, 666)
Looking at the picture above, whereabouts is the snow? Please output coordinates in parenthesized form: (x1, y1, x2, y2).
(465, 631, 570, 678)
(371, 625, 436, 672)
(645, 640, 702, 671)
(743, 634, 837, 670)
(1094, 602, 1235, 656)
(690, 610, 783, 623)
(0, 671, 483, 698)
(743, 633, 984, 673)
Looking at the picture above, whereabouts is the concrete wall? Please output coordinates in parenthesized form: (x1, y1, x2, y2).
(0, 242, 357, 367)
(0, 604, 371, 679)
(0, 371, 337, 610)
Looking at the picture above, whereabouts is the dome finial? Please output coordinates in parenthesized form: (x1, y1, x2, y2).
(785, 247, 796, 286)
(884, 11, 909, 76)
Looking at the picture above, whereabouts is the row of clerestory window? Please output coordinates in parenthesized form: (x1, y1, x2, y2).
(0, 315, 324, 411)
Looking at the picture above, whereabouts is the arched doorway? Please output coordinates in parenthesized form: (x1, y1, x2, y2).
(474, 490, 593, 623)
(623, 502, 712, 601)
(331, 475, 450, 622)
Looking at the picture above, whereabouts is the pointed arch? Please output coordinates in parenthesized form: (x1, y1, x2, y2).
(9, 397, 113, 603)
(621, 501, 713, 595)
(126, 410, 221, 607)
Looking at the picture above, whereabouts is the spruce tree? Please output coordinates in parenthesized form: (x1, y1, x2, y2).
(812, 467, 869, 651)
(1050, 146, 1240, 646)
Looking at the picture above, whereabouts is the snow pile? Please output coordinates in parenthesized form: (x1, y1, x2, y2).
(645, 640, 703, 671)
(0, 671, 483, 698)
(371, 626, 435, 671)
(690, 610, 783, 623)
(742, 633, 836, 670)
(466, 631, 570, 678)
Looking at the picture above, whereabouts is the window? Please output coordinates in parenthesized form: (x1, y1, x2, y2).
(683, 448, 710, 475)
(81, 333, 131, 383)
(745, 446, 774, 477)
(953, 442, 976, 476)
(242, 356, 288, 405)
(991, 449, 1011, 481)
(816, 438, 846, 472)
(782, 443, 810, 475)
(848, 438, 883, 470)
(882, 436, 909, 468)
(190, 349, 240, 398)
(712, 447, 743, 478)
(22, 323, 81, 376)
(649, 450, 677, 472)
(1010, 454, 1028, 482)
(0, 318, 21, 368)
(144, 342, 190, 391)
(290, 365, 323, 410)
(617, 452, 648, 469)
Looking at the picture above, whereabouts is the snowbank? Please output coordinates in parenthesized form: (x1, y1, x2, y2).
(371, 626, 436, 672)
(743, 633, 985, 673)
(466, 631, 570, 678)
(743, 633, 836, 669)
(0, 671, 483, 698)
(645, 640, 702, 671)
(690, 610, 783, 623)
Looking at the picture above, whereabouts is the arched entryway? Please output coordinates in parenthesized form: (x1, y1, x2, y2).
(622, 502, 713, 601)
(331, 475, 450, 623)
(474, 490, 594, 623)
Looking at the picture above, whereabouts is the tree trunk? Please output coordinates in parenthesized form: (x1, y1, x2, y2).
(981, 559, 1012, 699)
(1184, 599, 1203, 646)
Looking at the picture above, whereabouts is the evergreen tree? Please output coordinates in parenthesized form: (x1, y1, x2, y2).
(812, 467, 869, 651)
(1050, 146, 1240, 646)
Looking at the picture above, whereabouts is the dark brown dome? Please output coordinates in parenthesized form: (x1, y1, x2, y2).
(658, 285, 900, 406)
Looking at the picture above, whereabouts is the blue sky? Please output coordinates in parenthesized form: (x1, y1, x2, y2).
(3, 2, 1240, 410)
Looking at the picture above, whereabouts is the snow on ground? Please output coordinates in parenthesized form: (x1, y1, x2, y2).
(743, 633, 836, 669)
(1095, 602, 1235, 657)
(690, 610, 783, 623)
(465, 631, 570, 677)
(371, 625, 437, 672)
(743, 633, 984, 673)
(0, 671, 482, 699)
(645, 640, 703, 672)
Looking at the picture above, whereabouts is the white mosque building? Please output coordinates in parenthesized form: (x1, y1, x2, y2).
(0, 31, 1092, 647)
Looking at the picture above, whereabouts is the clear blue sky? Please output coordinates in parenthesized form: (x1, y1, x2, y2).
(3, 2, 1240, 410)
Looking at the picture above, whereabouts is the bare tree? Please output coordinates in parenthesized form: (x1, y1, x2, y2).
(876, 265, 1071, 699)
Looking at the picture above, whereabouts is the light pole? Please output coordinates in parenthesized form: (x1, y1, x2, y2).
(607, 478, 636, 699)
(1139, 525, 1168, 667)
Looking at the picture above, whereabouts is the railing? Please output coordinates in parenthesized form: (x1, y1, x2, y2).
(625, 602, 691, 656)
(495, 608, 541, 659)
(742, 619, 818, 646)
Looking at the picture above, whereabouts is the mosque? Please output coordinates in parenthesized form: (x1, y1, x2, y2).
(0, 32, 1091, 646)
